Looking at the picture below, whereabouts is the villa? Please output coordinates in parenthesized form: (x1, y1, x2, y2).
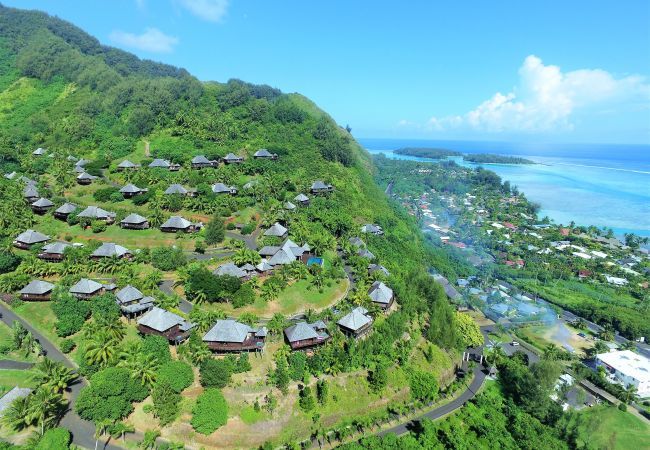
(284, 321, 330, 350)
(211, 183, 237, 195)
(90, 242, 132, 259)
(23, 184, 40, 203)
(77, 206, 116, 224)
(337, 306, 373, 338)
(160, 216, 201, 233)
(253, 148, 278, 160)
(120, 213, 150, 230)
(116, 159, 139, 171)
(311, 180, 334, 194)
(596, 350, 650, 398)
(263, 222, 288, 239)
(213, 262, 249, 280)
(137, 307, 194, 343)
(258, 238, 311, 267)
(164, 184, 196, 197)
(53, 202, 77, 220)
(119, 183, 148, 198)
(223, 153, 244, 164)
(361, 224, 384, 235)
(368, 281, 394, 309)
(76, 172, 97, 185)
(38, 241, 72, 262)
(69, 278, 106, 299)
(191, 155, 217, 169)
(203, 319, 267, 352)
(30, 197, 54, 214)
(294, 193, 310, 206)
(115, 285, 154, 316)
(14, 229, 49, 249)
(19, 280, 55, 301)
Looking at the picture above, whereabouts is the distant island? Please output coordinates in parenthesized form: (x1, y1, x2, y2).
(394, 147, 462, 159)
(463, 154, 535, 164)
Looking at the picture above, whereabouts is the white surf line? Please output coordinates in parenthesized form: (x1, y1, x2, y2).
(548, 161, 650, 175)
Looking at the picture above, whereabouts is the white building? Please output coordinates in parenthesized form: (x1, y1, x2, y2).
(596, 350, 650, 398)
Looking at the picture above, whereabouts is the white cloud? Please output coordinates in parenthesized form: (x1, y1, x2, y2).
(109, 28, 178, 53)
(429, 55, 650, 133)
(178, 0, 229, 22)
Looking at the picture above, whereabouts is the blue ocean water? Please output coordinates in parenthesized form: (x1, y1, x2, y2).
(358, 138, 650, 237)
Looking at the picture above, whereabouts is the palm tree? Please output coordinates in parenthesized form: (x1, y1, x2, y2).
(85, 333, 118, 367)
(118, 351, 158, 388)
(30, 388, 65, 435)
(94, 418, 113, 450)
(32, 359, 77, 394)
(622, 384, 639, 404)
(2, 395, 32, 431)
(543, 343, 561, 361)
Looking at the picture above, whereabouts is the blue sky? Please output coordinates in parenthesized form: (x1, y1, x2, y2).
(6, 0, 650, 143)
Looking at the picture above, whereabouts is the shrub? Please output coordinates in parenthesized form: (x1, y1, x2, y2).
(90, 293, 120, 320)
(618, 402, 627, 411)
(91, 220, 107, 233)
(93, 187, 119, 202)
(131, 190, 151, 206)
(150, 246, 187, 271)
(226, 222, 236, 230)
(298, 386, 315, 411)
(409, 370, 439, 403)
(204, 214, 225, 245)
(35, 427, 71, 450)
(152, 379, 180, 426)
(141, 335, 172, 363)
(0, 251, 20, 274)
(191, 389, 228, 434)
(199, 359, 231, 388)
(59, 339, 76, 354)
(52, 292, 91, 337)
(231, 283, 255, 308)
(157, 360, 194, 393)
(240, 222, 256, 235)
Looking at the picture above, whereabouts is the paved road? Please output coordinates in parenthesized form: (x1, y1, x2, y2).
(0, 360, 34, 370)
(0, 303, 121, 450)
(225, 230, 259, 251)
(159, 280, 193, 314)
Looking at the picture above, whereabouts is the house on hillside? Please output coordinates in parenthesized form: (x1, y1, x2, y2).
(19, 280, 54, 301)
(368, 263, 390, 277)
(357, 248, 375, 260)
(32, 148, 46, 156)
(284, 321, 330, 350)
(349, 237, 365, 248)
(361, 224, 384, 235)
(38, 242, 72, 262)
(263, 223, 288, 239)
(223, 153, 244, 164)
(253, 149, 278, 160)
(69, 278, 106, 299)
(120, 213, 150, 230)
(368, 281, 394, 310)
(137, 307, 194, 343)
(284, 201, 297, 211)
(596, 350, 650, 398)
(53, 203, 77, 221)
(23, 184, 40, 203)
(258, 239, 311, 267)
(294, 193, 310, 206)
(203, 319, 267, 352)
(119, 184, 148, 198)
(337, 306, 373, 338)
(30, 197, 54, 215)
(311, 180, 334, 194)
(115, 285, 154, 317)
(160, 216, 201, 233)
(77, 206, 116, 224)
(213, 262, 249, 280)
(148, 158, 180, 171)
(211, 183, 237, 195)
(91, 242, 132, 259)
(191, 155, 217, 169)
(76, 172, 97, 185)
(14, 230, 49, 249)
(116, 160, 139, 171)
(255, 259, 273, 275)
(164, 184, 196, 197)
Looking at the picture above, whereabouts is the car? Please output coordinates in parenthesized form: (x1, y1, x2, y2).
(578, 332, 587, 338)
(511, 341, 520, 346)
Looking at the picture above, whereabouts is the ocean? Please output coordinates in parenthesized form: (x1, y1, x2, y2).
(358, 138, 650, 237)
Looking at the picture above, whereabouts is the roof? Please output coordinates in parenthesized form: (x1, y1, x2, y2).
(212, 183, 235, 193)
(148, 158, 171, 168)
(338, 307, 372, 331)
(254, 149, 275, 157)
(0, 387, 32, 414)
(361, 224, 383, 234)
(264, 222, 288, 237)
(285, 322, 320, 342)
(357, 248, 375, 259)
(284, 201, 296, 210)
(78, 206, 115, 219)
(120, 183, 145, 193)
(23, 185, 39, 198)
(15, 230, 49, 244)
(138, 307, 187, 332)
(203, 319, 253, 343)
(116, 285, 144, 304)
(597, 350, 650, 383)
(91, 242, 131, 258)
(121, 213, 148, 224)
(161, 216, 192, 229)
(19, 280, 54, 295)
(214, 262, 248, 278)
(368, 264, 390, 277)
(117, 159, 137, 168)
(368, 281, 393, 305)
(294, 193, 309, 202)
(31, 197, 53, 208)
(69, 278, 104, 294)
(164, 184, 189, 195)
(256, 259, 273, 272)
(32, 147, 46, 155)
(42, 242, 71, 255)
(311, 180, 330, 190)
(223, 153, 242, 161)
(349, 237, 365, 247)
(55, 203, 77, 214)
(77, 172, 97, 180)
(191, 155, 212, 164)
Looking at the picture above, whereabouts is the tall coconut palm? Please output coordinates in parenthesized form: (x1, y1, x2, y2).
(118, 350, 158, 388)
(110, 421, 135, 443)
(84, 332, 118, 367)
(32, 359, 77, 394)
(30, 388, 66, 435)
(2, 395, 32, 431)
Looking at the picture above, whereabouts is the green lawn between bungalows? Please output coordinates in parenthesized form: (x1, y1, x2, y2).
(562, 405, 650, 450)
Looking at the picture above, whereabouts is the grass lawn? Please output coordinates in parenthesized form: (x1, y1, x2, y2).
(0, 321, 39, 363)
(213, 277, 349, 318)
(564, 405, 650, 450)
(0, 369, 38, 392)
(11, 301, 63, 348)
(517, 322, 591, 356)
